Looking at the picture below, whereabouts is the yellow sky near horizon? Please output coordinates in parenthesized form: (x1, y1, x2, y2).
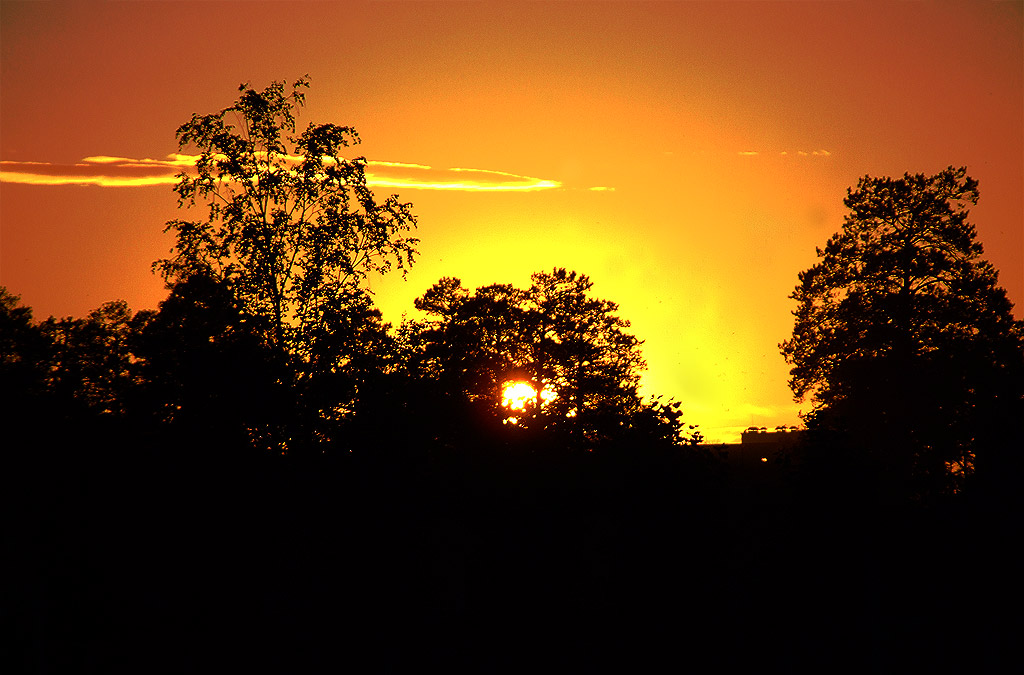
(2, 0, 1021, 443)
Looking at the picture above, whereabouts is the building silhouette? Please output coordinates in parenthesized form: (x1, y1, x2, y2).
(705, 426, 804, 469)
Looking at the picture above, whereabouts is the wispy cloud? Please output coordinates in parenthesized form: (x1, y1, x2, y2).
(1, 156, 186, 187)
(371, 164, 560, 191)
(0, 154, 564, 192)
(784, 149, 831, 157)
(738, 149, 832, 158)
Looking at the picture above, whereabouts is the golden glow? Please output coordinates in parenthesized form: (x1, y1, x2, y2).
(1, 0, 1019, 445)
(501, 381, 556, 412)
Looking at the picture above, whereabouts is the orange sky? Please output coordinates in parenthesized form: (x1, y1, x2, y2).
(2, 0, 1021, 443)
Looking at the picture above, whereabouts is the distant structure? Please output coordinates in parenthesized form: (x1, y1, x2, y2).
(704, 426, 805, 468)
(740, 425, 802, 445)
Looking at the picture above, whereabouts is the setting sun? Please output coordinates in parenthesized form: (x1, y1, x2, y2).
(501, 381, 556, 411)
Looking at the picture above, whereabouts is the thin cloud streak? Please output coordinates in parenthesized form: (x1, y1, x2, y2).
(0, 158, 181, 186)
(736, 149, 832, 157)
(0, 155, 563, 192)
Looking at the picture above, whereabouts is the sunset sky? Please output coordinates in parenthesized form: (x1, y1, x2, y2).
(2, 0, 1021, 443)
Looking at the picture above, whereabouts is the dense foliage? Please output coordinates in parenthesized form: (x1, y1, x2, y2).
(156, 77, 418, 358)
(781, 166, 1024, 498)
(404, 269, 699, 449)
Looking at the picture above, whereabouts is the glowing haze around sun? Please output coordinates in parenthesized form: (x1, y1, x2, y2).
(0, 1, 1020, 444)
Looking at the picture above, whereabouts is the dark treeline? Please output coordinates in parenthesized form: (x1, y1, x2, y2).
(6, 280, 1017, 674)
(4, 80, 1021, 673)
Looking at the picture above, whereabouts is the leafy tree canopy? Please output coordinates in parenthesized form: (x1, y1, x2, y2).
(132, 274, 284, 440)
(780, 166, 1024, 497)
(406, 269, 700, 449)
(155, 77, 418, 359)
(1, 288, 51, 407)
(39, 300, 149, 417)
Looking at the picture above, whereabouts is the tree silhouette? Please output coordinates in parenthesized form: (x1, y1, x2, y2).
(780, 166, 1024, 498)
(525, 269, 646, 437)
(38, 300, 147, 418)
(155, 77, 418, 360)
(411, 278, 529, 412)
(1, 288, 53, 429)
(1, 289, 47, 387)
(132, 274, 286, 450)
(407, 269, 698, 449)
(153, 78, 418, 453)
(295, 286, 398, 448)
